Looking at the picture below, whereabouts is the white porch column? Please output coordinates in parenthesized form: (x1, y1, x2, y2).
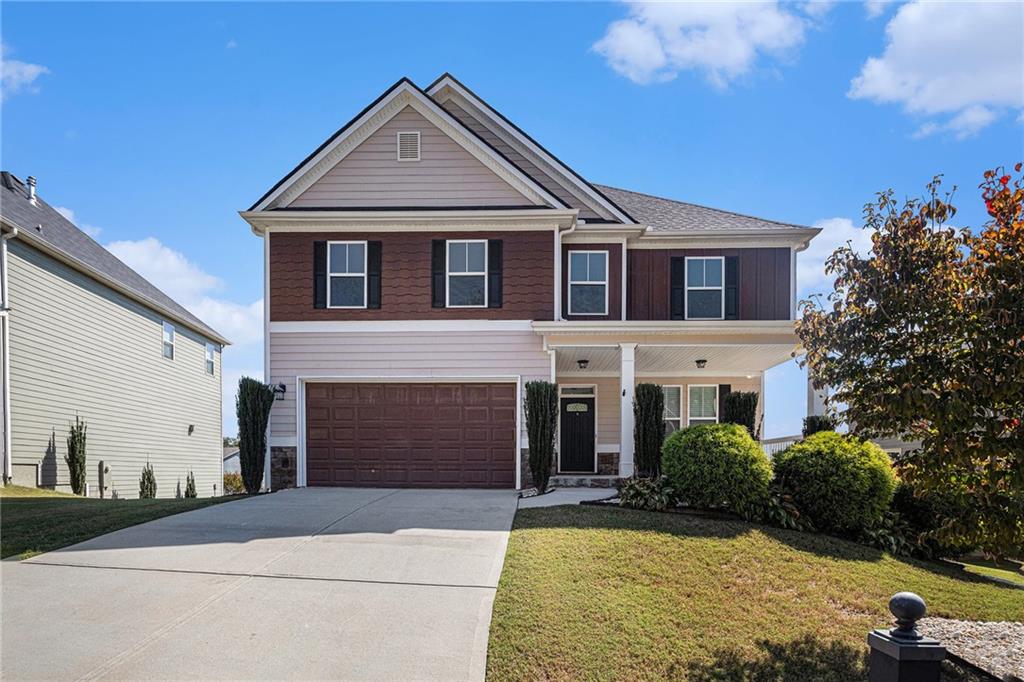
(619, 343, 637, 478)
(806, 372, 827, 416)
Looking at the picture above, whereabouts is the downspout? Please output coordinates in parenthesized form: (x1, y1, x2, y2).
(554, 218, 578, 321)
(1, 227, 19, 483)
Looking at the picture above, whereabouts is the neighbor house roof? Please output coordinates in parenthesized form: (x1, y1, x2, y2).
(0, 172, 229, 345)
(593, 185, 815, 234)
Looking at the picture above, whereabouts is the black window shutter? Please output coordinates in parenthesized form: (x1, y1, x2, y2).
(367, 241, 382, 309)
(670, 257, 686, 320)
(313, 241, 327, 309)
(487, 239, 503, 308)
(724, 256, 739, 320)
(431, 240, 446, 308)
(718, 384, 731, 421)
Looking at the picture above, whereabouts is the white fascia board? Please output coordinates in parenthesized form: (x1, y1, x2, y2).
(532, 320, 798, 336)
(564, 224, 645, 242)
(240, 208, 578, 235)
(629, 228, 819, 251)
(427, 77, 635, 224)
(270, 319, 535, 334)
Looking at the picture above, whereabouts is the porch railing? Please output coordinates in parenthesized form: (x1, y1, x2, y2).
(760, 435, 801, 458)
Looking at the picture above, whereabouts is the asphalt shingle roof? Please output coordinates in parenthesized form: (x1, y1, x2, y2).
(0, 172, 228, 344)
(593, 184, 814, 233)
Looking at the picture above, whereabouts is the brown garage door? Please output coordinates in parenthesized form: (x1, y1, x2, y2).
(305, 382, 516, 488)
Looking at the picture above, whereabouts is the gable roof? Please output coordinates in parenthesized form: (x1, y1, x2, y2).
(0, 172, 229, 345)
(593, 184, 815, 234)
(249, 78, 567, 212)
(426, 73, 636, 224)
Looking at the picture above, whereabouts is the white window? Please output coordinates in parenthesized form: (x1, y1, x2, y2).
(663, 385, 682, 435)
(685, 256, 724, 320)
(446, 240, 487, 307)
(162, 321, 174, 360)
(205, 343, 216, 376)
(327, 241, 367, 308)
(396, 131, 420, 161)
(568, 250, 608, 315)
(687, 385, 719, 425)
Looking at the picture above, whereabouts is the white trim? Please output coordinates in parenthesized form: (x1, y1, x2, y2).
(269, 435, 297, 448)
(241, 208, 578, 236)
(295, 374, 521, 490)
(567, 250, 609, 316)
(326, 240, 368, 309)
(620, 238, 627, 321)
(662, 384, 683, 433)
(684, 256, 725, 321)
(396, 130, 420, 162)
(263, 231, 271, 492)
(619, 343, 637, 477)
(596, 444, 619, 454)
(445, 239, 488, 308)
(557, 384, 598, 474)
(533, 319, 797, 336)
(270, 320, 535, 334)
(628, 231, 819, 250)
(687, 384, 719, 426)
(161, 321, 175, 360)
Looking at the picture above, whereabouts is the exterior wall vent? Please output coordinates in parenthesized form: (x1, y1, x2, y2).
(397, 131, 420, 162)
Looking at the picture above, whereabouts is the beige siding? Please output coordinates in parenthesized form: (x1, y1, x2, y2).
(7, 241, 222, 498)
(289, 106, 536, 208)
(268, 329, 550, 442)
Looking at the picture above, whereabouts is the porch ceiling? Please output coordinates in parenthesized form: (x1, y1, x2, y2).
(554, 343, 796, 377)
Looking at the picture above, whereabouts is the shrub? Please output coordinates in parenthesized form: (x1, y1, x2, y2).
(139, 462, 157, 499)
(237, 377, 276, 495)
(661, 423, 772, 520)
(761, 483, 811, 531)
(65, 417, 87, 496)
(619, 476, 675, 511)
(722, 391, 759, 438)
(773, 432, 896, 536)
(633, 384, 665, 477)
(891, 481, 976, 558)
(802, 414, 837, 437)
(184, 471, 197, 498)
(524, 381, 558, 493)
(223, 472, 245, 495)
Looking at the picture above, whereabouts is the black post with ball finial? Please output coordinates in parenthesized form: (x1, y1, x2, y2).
(868, 592, 946, 682)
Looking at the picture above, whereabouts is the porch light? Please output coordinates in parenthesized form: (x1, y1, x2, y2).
(273, 383, 287, 401)
(577, 359, 589, 370)
(695, 359, 707, 369)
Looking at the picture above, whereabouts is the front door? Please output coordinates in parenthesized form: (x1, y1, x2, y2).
(559, 397, 596, 473)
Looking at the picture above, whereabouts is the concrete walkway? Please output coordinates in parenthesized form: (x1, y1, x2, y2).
(1, 488, 518, 681)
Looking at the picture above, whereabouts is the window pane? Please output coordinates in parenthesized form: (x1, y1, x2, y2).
(664, 419, 680, 436)
(162, 322, 174, 344)
(163, 342, 174, 360)
(704, 258, 723, 287)
(588, 253, 606, 282)
(330, 276, 364, 307)
(570, 252, 588, 281)
(689, 418, 716, 425)
(448, 242, 467, 273)
(467, 242, 486, 272)
(687, 259, 704, 287)
(329, 243, 348, 274)
(347, 243, 365, 274)
(687, 290, 722, 318)
(689, 386, 717, 420)
(206, 359, 215, 375)
(663, 387, 681, 419)
(570, 284, 605, 314)
(449, 275, 485, 306)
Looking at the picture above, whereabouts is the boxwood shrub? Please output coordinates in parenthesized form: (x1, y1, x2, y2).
(661, 423, 772, 520)
(773, 432, 896, 536)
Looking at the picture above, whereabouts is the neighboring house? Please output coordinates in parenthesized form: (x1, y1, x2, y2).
(0, 172, 229, 498)
(242, 74, 819, 490)
(223, 446, 240, 474)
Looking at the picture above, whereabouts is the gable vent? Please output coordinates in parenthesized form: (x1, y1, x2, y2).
(397, 131, 420, 161)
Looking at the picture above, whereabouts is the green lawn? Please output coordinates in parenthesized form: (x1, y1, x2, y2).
(0, 485, 242, 559)
(487, 505, 1024, 682)
(956, 556, 1024, 587)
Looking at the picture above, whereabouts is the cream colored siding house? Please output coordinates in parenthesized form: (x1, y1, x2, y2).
(0, 172, 229, 498)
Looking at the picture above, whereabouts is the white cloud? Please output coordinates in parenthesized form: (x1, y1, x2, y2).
(226, 39, 237, 49)
(107, 237, 222, 303)
(0, 43, 49, 100)
(798, 217, 874, 297)
(54, 206, 102, 239)
(801, 1, 836, 20)
(864, 0, 895, 19)
(593, 2, 817, 88)
(849, 1, 1024, 138)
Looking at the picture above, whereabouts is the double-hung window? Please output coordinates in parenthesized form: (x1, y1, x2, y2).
(685, 256, 724, 320)
(327, 241, 367, 308)
(663, 385, 683, 435)
(568, 250, 608, 315)
(205, 343, 216, 376)
(687, 385, 719, 425)
(447, 240, 487, 307)
(162, 321, 175, 360)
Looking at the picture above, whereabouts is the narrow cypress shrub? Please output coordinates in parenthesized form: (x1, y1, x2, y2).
(524, 381, 557, 493)
(802, 414, 838, 437)
(65, 417, 87, 495)
(185, 471, 197, 498)
(723, 391, 759, 438)
(139, 462, 157, 499)
(633, 383, 665, 477)
(236, 377, 276, 495)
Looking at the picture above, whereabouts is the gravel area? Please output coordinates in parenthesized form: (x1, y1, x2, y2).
(920, 617, 1024, 680)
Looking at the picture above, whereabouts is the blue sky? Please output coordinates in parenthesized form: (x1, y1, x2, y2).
(3, 1, 1021, 437)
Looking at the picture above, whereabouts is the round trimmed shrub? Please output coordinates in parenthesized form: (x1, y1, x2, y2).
(773, 432, 896, 536)
(661, 423, 772, 519)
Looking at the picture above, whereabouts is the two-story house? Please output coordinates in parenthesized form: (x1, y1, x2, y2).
(242, 74, 818, 491)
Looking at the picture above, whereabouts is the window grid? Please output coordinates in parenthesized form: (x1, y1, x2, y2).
(684, 256, 725, 320)
(446, 239, 488, 308)
(205, 343, 216, 376)
(662, 385, 683, 435)
(327, 241, 368, 309)
(568, 250, 609, 316)
(687, 384, 719, 425)
(162, 321, 174, 360)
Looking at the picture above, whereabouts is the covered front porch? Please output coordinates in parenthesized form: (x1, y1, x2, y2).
(533, 321, 801, 481)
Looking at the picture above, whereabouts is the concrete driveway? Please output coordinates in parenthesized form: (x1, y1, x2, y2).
(1, 488, 518, 681)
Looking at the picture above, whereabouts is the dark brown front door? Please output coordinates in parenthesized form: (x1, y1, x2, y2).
(559, 397, 596, 473)
(305, 382, 516, 488)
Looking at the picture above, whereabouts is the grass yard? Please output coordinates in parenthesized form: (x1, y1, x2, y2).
(0, 485, 241, 559)
(486, 505, 1024, 682)
(956, 556, 1024, 587)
